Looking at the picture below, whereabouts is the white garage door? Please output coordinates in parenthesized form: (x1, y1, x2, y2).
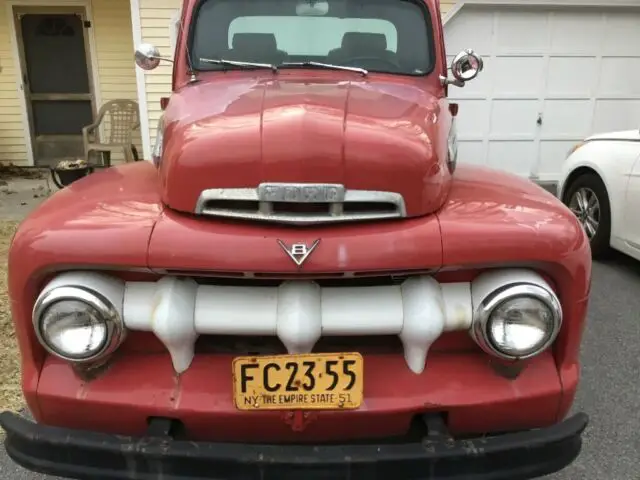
(445, 6, 640, 181)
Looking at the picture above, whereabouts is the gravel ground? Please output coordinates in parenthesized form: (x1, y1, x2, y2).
(1, 253, 639, 480)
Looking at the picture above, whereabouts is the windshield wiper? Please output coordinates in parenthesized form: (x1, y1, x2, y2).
(279, 61, 368, 76)
(199, 57, 278, 72)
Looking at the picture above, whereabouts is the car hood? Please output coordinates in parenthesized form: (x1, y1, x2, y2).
(586, 129, 640, 141)
(158, 74, 452, 219)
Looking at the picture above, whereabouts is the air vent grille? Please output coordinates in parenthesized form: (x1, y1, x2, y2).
(194, 183, 406, 224)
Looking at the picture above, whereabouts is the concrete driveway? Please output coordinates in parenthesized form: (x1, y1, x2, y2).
(1, 254, 639, 480)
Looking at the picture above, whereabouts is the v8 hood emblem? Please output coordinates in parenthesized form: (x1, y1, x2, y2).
(277, 239, 321, 267)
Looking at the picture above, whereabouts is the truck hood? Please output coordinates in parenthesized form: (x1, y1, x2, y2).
(159, 75, 452, 218)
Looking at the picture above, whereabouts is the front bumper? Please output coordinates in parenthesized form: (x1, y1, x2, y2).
(1, 411, 587, 480)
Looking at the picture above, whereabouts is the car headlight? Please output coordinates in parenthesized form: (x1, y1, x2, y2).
(567, 142, 585, 157)
(472, 283, 562, 360)
(33, 285, 125, 363)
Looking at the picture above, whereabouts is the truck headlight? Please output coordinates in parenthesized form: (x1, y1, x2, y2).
(472, 284, 562, 360)
(33, 286, 125, 363)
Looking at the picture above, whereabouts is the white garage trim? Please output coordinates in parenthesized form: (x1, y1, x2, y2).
(444, 0, 640, 24)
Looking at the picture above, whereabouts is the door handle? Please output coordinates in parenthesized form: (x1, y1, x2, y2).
(536, 114, 542, 126)
(22, 73, 28, 86)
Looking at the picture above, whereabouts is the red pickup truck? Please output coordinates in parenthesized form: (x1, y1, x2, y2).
(0, 0, 590, 478)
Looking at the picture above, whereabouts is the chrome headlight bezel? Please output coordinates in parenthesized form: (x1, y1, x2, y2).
(472, 283, 562, 361)
(32, 285, 125, 363)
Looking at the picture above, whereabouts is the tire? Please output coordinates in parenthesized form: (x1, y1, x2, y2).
(563, 172, 611, 258)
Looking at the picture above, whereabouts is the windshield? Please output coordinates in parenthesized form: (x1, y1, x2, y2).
(189, 0, 435, 76)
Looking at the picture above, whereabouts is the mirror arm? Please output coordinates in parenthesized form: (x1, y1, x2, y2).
(151, 55, 174, 64)
(439, 75, 465, 88)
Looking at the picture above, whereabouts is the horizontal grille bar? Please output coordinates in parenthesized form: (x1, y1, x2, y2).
(194, 184, 406, 224)
(195, 335, 404, 356)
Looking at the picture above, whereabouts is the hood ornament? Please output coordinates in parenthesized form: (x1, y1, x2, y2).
(278, 239, 320, 267)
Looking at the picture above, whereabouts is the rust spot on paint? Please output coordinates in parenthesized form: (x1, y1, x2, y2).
(169, 373, 183, 408)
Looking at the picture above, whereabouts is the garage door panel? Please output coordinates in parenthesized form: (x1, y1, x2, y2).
(538, 141, 577, 177)
(445, 6, 640, 181)
(455, 100, 489, 139)
(492, 56, 545, 96)
(444, 7, 494, 56)
(490, 100, 539, 138)
(599, 58, 640, 97)
(593, 100, 640, 132)
(546, 57, 598, 97)
(487, 142, 534, 176)
(495, 10, 548, 55)
(457, 141, 486, 166)
(541, 100, 592, 138)
(549, 11, 603, 55)
(603, 13, 640, 56)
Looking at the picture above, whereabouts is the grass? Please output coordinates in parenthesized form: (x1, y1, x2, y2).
(0, 220, 22, 412)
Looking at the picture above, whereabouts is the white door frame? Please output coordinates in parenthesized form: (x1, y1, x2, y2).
(7, 0, 102, 167)
(129, 0, 151, 161)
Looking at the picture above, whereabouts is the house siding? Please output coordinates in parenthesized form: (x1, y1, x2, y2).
(139, 0, 180, 149)
(0, 0, 139, 166)
(92, 0, 142, 163)
(0, 4, 27, 165)
(440, 0, 458, 16)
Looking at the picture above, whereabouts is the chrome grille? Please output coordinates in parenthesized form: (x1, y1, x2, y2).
(194, 183, 406, 224)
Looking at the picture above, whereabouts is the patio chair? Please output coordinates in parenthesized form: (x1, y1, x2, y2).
(83, 99, 140, 166)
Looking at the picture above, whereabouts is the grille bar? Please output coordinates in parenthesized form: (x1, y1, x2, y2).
(194, 184, 406, 224)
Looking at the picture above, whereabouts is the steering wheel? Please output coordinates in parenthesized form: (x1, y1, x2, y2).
(340, 56, 402, 71)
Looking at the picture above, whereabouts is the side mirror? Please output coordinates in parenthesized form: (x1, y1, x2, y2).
(135, 43, 172, 71)
(440, 49, 484, 88)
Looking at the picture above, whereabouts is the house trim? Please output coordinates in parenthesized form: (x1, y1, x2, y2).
(444, 0, 640, 24)
(129, 0, 151, 160)
(6, 0, 102, 167)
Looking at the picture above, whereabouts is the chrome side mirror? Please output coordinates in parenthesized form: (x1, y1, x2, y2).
(440, 49, 484, 88)
(134, 43, 173, 71)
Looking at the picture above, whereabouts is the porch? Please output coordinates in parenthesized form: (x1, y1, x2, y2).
(0, 0, 143, 167)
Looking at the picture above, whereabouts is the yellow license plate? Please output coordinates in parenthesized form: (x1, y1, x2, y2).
(232, 352, 363, 411)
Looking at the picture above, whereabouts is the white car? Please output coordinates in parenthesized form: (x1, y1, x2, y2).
(557, 129, 640, 260)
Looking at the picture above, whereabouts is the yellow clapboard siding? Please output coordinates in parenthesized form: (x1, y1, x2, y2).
(0, 129, 25, 139)
(139, 0, 182, 147)
(440, 0, 459, 17)
(92, 0, 142, 164)
(0, 116, 24, 124)
(0, 4, 29, 166)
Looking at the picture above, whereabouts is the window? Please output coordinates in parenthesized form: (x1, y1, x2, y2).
(228, 16, 398, 56)
(190, 0, 434, 75)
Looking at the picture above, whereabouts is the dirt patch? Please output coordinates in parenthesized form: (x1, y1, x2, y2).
(0, 167, 52, 412)
(0, 220, 22, 412)
(0, 164, 48, 182)
(0, 176, 53, 221)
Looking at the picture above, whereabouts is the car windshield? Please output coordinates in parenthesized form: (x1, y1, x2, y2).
(190, 0, 435, 76)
